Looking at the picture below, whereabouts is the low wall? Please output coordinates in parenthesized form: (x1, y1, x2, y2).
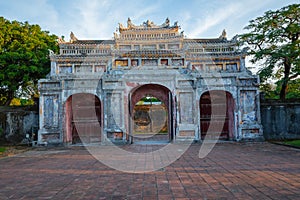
(0, 106, 39, 144)
(260, 99, 300, 140)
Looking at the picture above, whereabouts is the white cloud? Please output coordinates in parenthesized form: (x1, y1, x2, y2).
(0, 0, 60, 30)
(1, 0, 298, 41)
(67, 0, 113, 39)
(131, 4, 160, 21)
(188, 3, 243, 38)
(62, 1, 161, 40)
(186, 0, 278, 38)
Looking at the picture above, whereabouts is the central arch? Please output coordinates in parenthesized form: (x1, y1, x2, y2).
(129, 84, 173, 143)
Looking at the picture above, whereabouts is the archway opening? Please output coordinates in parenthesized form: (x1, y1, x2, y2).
(200, 91, 234, 140)
(129, 84, 173, 143)
(133, 95, 168, 140)
(65, 93, 101, 144)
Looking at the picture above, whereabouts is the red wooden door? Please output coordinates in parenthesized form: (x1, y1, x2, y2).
(71, 94, 101, 143)
(200, 91, 230, 140)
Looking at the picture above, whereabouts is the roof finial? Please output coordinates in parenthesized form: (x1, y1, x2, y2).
(219, 29, 227, 40)
(70, 31, 78, 42)
(127, 17, 135, 29)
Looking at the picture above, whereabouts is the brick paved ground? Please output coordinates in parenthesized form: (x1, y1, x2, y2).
(0, 142, 299, 200)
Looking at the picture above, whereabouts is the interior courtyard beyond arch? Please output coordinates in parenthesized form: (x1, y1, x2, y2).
(129, 84, 172, 143)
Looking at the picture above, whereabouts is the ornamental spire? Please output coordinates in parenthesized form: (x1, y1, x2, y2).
(219, 29, 227, 40)
(70, 31, 78, 42)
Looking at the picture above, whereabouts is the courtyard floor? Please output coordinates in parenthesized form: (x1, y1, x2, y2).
(0, 142, 299, 199)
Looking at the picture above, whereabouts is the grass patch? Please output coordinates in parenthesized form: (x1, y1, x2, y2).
(284, 140, 300, 147)
(0, 147, 6, 153)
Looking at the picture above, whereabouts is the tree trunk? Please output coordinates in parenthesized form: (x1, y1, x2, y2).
(3, 91, 14, 106)
(279, 58, 291, 101)
(280, 78, 288, 100)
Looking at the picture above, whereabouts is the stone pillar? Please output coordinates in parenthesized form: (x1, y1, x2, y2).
(175, 77, 197, 141)
(38, 79, 62, 145)
(50, 61, 57, 76)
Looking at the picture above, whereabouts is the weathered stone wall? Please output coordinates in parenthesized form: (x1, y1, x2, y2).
(0, 106, 38, 144)
(260, 99, 300, 140)
(3, 99, 299, 143)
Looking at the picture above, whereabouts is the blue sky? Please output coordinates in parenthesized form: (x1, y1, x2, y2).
(0, 0, 298, 40)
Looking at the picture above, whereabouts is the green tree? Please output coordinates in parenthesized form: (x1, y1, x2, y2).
(239, 4, 300, 100)
(260, 79, 300, 99)
(0, 17, 58, 106)
(274, 78, 300, 99)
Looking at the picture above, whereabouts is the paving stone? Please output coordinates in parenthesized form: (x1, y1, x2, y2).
(0, 142, 299, 199)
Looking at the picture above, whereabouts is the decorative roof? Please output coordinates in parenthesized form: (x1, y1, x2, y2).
(71, 40, 115, 45)
(118, 18, 179, 33)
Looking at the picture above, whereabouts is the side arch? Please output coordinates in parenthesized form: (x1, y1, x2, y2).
(65, 93, 102, 144)
(199, 90, 235, 140)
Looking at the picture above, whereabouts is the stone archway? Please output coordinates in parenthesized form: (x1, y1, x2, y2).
(200, 90, 235, 140)
(65, 93, 102, 144)
(129, 84, 173, 143)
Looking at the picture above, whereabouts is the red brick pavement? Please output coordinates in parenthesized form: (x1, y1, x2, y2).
(0, 142, 299, 200)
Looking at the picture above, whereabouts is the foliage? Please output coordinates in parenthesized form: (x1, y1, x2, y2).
(259, 83, 278, 99)
(284, 140, 300, 147)
(239, 4, 300, 100)
(9, 98, 21, 106)
(260, 78, 300, 99)
(0, 17, 58, 106)
(9, 98, 34, 106)
(0, 147, 6, 153)
(276, 78, 300, 99)
(141, 97, 161, 102)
